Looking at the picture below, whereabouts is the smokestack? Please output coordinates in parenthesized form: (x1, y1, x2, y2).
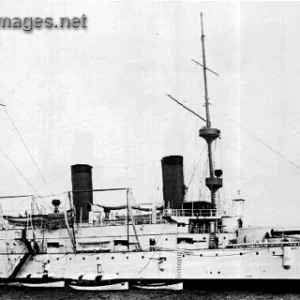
(71, 164, 93, 222)
(161, 156, 185, 209)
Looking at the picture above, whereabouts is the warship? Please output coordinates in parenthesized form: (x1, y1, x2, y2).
(0, 14, 299, 291)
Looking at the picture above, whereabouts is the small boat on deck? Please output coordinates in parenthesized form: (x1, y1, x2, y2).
(69, 281, 128, 291)
(1, 282, 22, 287)
(21, 280, 65, 288)
(68, 273, 128, 291)
(132, 282, 183, 290)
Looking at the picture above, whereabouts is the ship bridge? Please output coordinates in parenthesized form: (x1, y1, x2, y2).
(164, 208, 225, 219)
(163, 200, 231, 235)
(164, 200, 226, 219)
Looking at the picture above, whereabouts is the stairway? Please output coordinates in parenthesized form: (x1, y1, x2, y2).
(177, 252, 182, 278)
(209, 232, 216, 249)
(8, 229, 35, 279)
(9, 250, 31, 279)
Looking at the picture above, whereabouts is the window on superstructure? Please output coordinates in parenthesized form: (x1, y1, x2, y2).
(47, 242, 60, 248)
(97, 264, 102, 274)
(177, 238, 193, 244)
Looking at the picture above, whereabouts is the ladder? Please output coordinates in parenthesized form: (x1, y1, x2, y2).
(209, 232, 217, 249)
(177, 251, 182, 278)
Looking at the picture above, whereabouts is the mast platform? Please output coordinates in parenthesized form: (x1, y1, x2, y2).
(199, 128, 220, 143)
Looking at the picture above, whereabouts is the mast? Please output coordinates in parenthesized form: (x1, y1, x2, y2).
(201, 12, 211, 129)
(199, 13, 222, 210)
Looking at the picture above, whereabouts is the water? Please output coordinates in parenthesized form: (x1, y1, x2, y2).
(0, 288, 299, 300)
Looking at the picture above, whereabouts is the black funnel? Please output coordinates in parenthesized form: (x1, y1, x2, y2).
(71, 164, 93, 222)
(161, 156, 185, 209)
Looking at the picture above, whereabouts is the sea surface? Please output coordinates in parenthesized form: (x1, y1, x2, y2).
(0, 288, 299, 300)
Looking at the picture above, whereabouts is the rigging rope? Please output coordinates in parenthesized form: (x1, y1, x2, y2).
(211, 105, 300, 171)
(218, 139, 227, 212)
(201, 155, 209, 201)
(4, 109, 53, 193)
(0, 148, 43, 199)
(187, 145, 206, 189)
(0, 149, 53, 212)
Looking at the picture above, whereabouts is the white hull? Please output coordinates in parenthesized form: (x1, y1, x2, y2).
(69, 282, 129, 291)
(2, 216, 300, 284)
(6, 245, 300, 281)
(132, 282, 183, 290)
(21, 281, 65, 288)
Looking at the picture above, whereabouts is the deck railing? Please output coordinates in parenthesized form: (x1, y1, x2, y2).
(165, 209, 227, 218)
(83, 216, 167, 227)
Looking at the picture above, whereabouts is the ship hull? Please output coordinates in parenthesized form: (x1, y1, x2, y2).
(5, 245, 300, 286)
(1, 223, 300, 291)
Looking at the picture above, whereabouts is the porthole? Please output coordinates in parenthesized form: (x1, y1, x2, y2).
(273, 251, 275, 255)
(97, 257, 99, 260)
(218, 271, 221, 274)
(216, 253, 218, 256)
(56, 258, 59, 260)
(239, 253, 243, 256)
(69, 258, 72, 260)
(142, 256, 144, 259)
(183, 255, 185, 258)
(165, 238, 168, 241)
(256, 252, 259, 255)
(83, 257, 85, 260)
(126, 256, 129, 259)
(223, 237, 226, 239)
(111, 257, 114, 260)
(200, 254, 203, 257)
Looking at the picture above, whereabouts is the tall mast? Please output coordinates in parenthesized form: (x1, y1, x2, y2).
(200, 12, 211, 129)
(199, 13, 222, 210)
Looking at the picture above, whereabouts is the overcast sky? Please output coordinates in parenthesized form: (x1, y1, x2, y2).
(0, 1, 300, 226)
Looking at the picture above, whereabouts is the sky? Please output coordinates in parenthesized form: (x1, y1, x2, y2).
(0, 1, 300, 226)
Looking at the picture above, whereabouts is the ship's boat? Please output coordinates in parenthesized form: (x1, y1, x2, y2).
(69, 282, 129, 291)
(3, 282, 22, 287)
(69, 274, 128, 291)
(132, 282, 183, 290)
(3, 210, 73, 228)
(21, 281, 65, 288)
